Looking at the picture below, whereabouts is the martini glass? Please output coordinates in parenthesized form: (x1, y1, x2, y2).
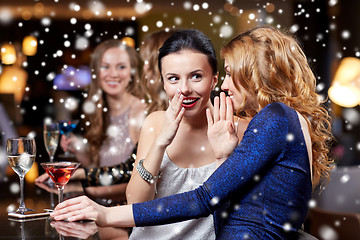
(41, 162, 81, 203)
(58, 120, 79, 158)
(7, 137, 36, 214)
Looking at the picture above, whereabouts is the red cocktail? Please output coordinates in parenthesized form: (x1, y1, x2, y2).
(41, 162, 81, 203)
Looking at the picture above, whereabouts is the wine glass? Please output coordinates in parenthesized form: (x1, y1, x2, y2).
(58, 120, 79, 158)
(40, 162, 81, 203)
(7, 137, 36, 214)
(43, 120, 60, 162)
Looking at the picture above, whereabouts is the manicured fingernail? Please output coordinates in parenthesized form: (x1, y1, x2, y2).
(177, 88, 181, 94)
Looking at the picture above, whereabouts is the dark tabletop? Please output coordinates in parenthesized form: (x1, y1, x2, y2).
(0, 165, 104, 239)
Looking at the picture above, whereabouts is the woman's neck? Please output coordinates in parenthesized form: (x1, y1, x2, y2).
(106, 92, 132, 116)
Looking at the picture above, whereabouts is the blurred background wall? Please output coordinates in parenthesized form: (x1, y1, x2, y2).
(0, 0, 359, 169)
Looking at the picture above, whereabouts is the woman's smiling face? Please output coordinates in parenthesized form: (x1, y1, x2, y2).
(221, 59, 255, 112)
(161, 49, 217, 117)
(99, 46, 132, 97)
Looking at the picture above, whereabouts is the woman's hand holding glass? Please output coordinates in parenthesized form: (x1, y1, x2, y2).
(60, 134, 76, 154)
(58, 120, 79, 157)
(35, 172, 50, 183)
(156, 89, 185, 147)
(51, 196, 106, 225)
(206, 92, 239, 164)
(51, 195, 135, 228)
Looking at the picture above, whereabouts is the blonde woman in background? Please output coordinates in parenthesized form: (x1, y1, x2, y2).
(39, 39, 146, 191)
(37, 39, 146, 239)
(81, 39, 145, 168)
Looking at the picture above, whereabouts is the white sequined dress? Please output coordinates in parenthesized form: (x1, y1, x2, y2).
(99, 108, 136, 167)
(129, 151, 216, 240)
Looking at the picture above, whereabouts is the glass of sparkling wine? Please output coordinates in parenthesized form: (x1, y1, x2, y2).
(41, 162, 81, 203)
(43, 120, 60, 162)
(7, 137, 36, 213)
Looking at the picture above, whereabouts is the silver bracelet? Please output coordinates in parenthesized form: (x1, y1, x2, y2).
(136, 159, 162, 185)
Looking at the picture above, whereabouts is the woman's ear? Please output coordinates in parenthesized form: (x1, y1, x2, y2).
(212, 72, 219, 90)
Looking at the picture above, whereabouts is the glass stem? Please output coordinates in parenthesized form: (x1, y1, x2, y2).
(19, 175, 25, 211)
(58, 187, 64, 203)
(50, 192, 55, 209)
(21, 222, 25, 240)
(50, 155, 54, 162)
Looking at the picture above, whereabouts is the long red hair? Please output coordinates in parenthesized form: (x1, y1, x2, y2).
(221, 26, 334, 187)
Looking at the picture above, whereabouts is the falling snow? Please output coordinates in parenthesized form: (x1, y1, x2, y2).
(0, 2, 359, 238)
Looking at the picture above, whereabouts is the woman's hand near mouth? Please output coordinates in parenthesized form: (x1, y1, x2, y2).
(156, 89, 185, 147)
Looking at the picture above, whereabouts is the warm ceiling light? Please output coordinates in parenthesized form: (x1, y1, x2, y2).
(121, 37, 135, 48)
(224, 3, 233, 12)
(22, 36, 38, 56)
(0, 66, 28, 103)
(265, 3, 275, 13)
(328, 83, 360, 108)
(328, 57, 360, 108)
(1, 43, 17, 65)
(22, 10, 32, 20)
(332, 57, 360, 85)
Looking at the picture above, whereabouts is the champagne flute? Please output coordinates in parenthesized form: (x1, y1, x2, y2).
(7, 137, 36, 214)
(43, 120, 60, 162)
(58, 120, 79, 158)
(41, 162, 81, 203)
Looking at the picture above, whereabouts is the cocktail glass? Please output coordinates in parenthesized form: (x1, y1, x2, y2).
(40, 162, 81, 203)
(7, 137, 36, 213)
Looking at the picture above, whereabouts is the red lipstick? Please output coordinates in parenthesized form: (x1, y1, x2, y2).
(181, 97, 199, 109)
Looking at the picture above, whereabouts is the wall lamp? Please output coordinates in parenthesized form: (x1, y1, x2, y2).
(328, 57, 360, 108)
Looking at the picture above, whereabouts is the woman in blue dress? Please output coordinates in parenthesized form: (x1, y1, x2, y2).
(50, 26, 333, 239)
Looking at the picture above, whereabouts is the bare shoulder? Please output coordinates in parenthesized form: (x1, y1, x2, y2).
(137, 111, 164, 135)
(144, 111, 165, 126)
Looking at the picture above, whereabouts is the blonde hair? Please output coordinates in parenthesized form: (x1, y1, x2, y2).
(84, 39, 141, 166)
(221, 26, 333, 187)
(139, 29, 175, 113)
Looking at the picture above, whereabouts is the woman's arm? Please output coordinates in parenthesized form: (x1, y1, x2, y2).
(133, 103, 288, 226)
(51, 103, 289, 228)
(51, 196, 135, 227)
(126, 112, 164, 203)
(126, 90, 185, 204)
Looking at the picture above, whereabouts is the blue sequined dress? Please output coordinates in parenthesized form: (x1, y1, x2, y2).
(133, 102, 312, 239)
